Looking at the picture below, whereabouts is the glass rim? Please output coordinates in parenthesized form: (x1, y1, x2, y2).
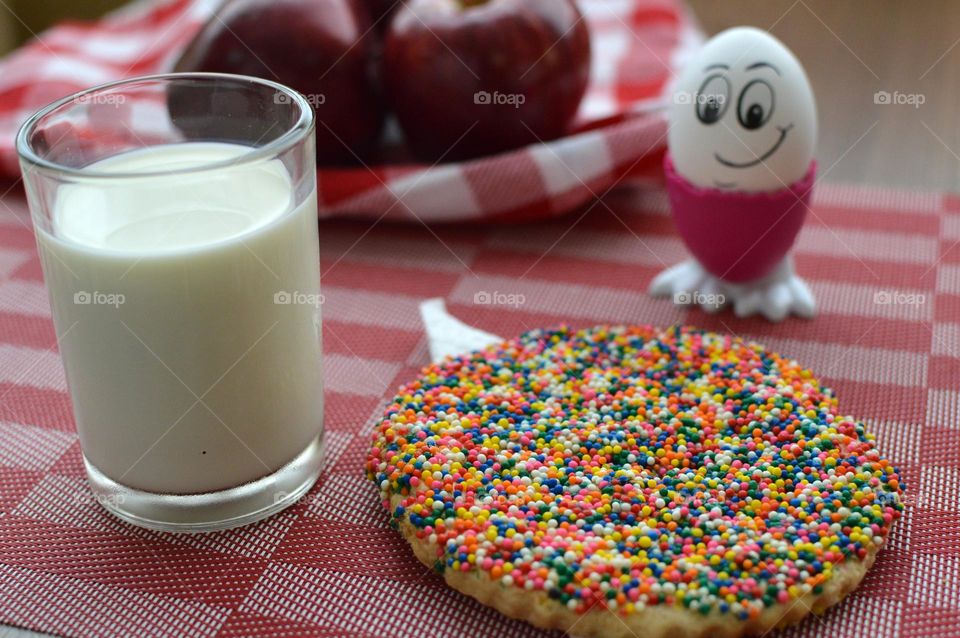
(15, 72, 315, 180)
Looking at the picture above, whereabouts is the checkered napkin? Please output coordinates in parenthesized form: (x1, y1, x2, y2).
(0, 177, 957, 637)
(0, 0, 696, 222)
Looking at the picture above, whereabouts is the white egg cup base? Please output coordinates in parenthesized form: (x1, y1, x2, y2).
(650, 256, 816, 322)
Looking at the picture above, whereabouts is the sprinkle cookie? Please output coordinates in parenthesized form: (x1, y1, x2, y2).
(367, 325, 903, 637)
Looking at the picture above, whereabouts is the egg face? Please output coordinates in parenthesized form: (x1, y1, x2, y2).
(668, 27, 817, 192)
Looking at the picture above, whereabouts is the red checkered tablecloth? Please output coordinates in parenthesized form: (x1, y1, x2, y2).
(0, 177, 956, 637)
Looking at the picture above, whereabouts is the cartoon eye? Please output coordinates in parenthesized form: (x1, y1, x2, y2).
(737, 79, 774, 130)
(695, 74, 730, 125)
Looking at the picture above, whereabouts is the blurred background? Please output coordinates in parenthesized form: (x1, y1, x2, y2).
(0, 0, 122, 50)
(686, 0, 960, 191)
(1, 0, 958, 190)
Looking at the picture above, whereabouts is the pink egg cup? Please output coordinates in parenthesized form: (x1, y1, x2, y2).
(650, 154, 818, 321)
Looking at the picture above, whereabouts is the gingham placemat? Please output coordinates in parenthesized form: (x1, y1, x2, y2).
(0, 177, 956, 637)
(0, 0, 698, 222)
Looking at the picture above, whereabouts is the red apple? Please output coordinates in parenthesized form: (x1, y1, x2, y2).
(382, 0, 591, 161)
(174, 0, 385, 165)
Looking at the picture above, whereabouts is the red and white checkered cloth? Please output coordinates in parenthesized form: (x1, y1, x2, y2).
(0, 176, 957, 637)
(0, 0, 697, 222)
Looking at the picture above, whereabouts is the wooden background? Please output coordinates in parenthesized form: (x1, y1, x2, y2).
(1, 0, 959, 190)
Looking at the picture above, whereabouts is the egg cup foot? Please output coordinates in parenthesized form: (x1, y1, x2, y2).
(650, 256, 816, 321)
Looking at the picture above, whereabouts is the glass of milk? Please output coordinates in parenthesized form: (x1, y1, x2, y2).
(16, 74, 324, 532)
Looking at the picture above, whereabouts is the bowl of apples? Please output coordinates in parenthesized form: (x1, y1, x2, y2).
(174, 0, 692, 222)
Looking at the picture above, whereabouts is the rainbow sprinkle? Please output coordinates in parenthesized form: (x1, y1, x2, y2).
(367, 325, 903, 619)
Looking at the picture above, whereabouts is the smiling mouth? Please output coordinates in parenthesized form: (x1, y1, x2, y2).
(714, 124, 794, 169)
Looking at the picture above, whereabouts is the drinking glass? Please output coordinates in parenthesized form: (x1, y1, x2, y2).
(17, 73, 324, 532)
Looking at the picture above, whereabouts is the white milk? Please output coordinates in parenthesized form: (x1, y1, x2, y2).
(36, 143, 323, 495)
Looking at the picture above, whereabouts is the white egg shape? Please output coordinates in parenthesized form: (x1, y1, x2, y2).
(668, 26, 817, 193)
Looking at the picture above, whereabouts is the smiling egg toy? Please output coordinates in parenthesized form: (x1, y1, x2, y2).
(650, 27, 818, 321)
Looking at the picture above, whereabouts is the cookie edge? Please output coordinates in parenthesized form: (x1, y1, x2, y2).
(389, 492, 879, 638)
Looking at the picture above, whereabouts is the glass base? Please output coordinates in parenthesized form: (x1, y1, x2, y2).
(84, 434, 324, 533)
